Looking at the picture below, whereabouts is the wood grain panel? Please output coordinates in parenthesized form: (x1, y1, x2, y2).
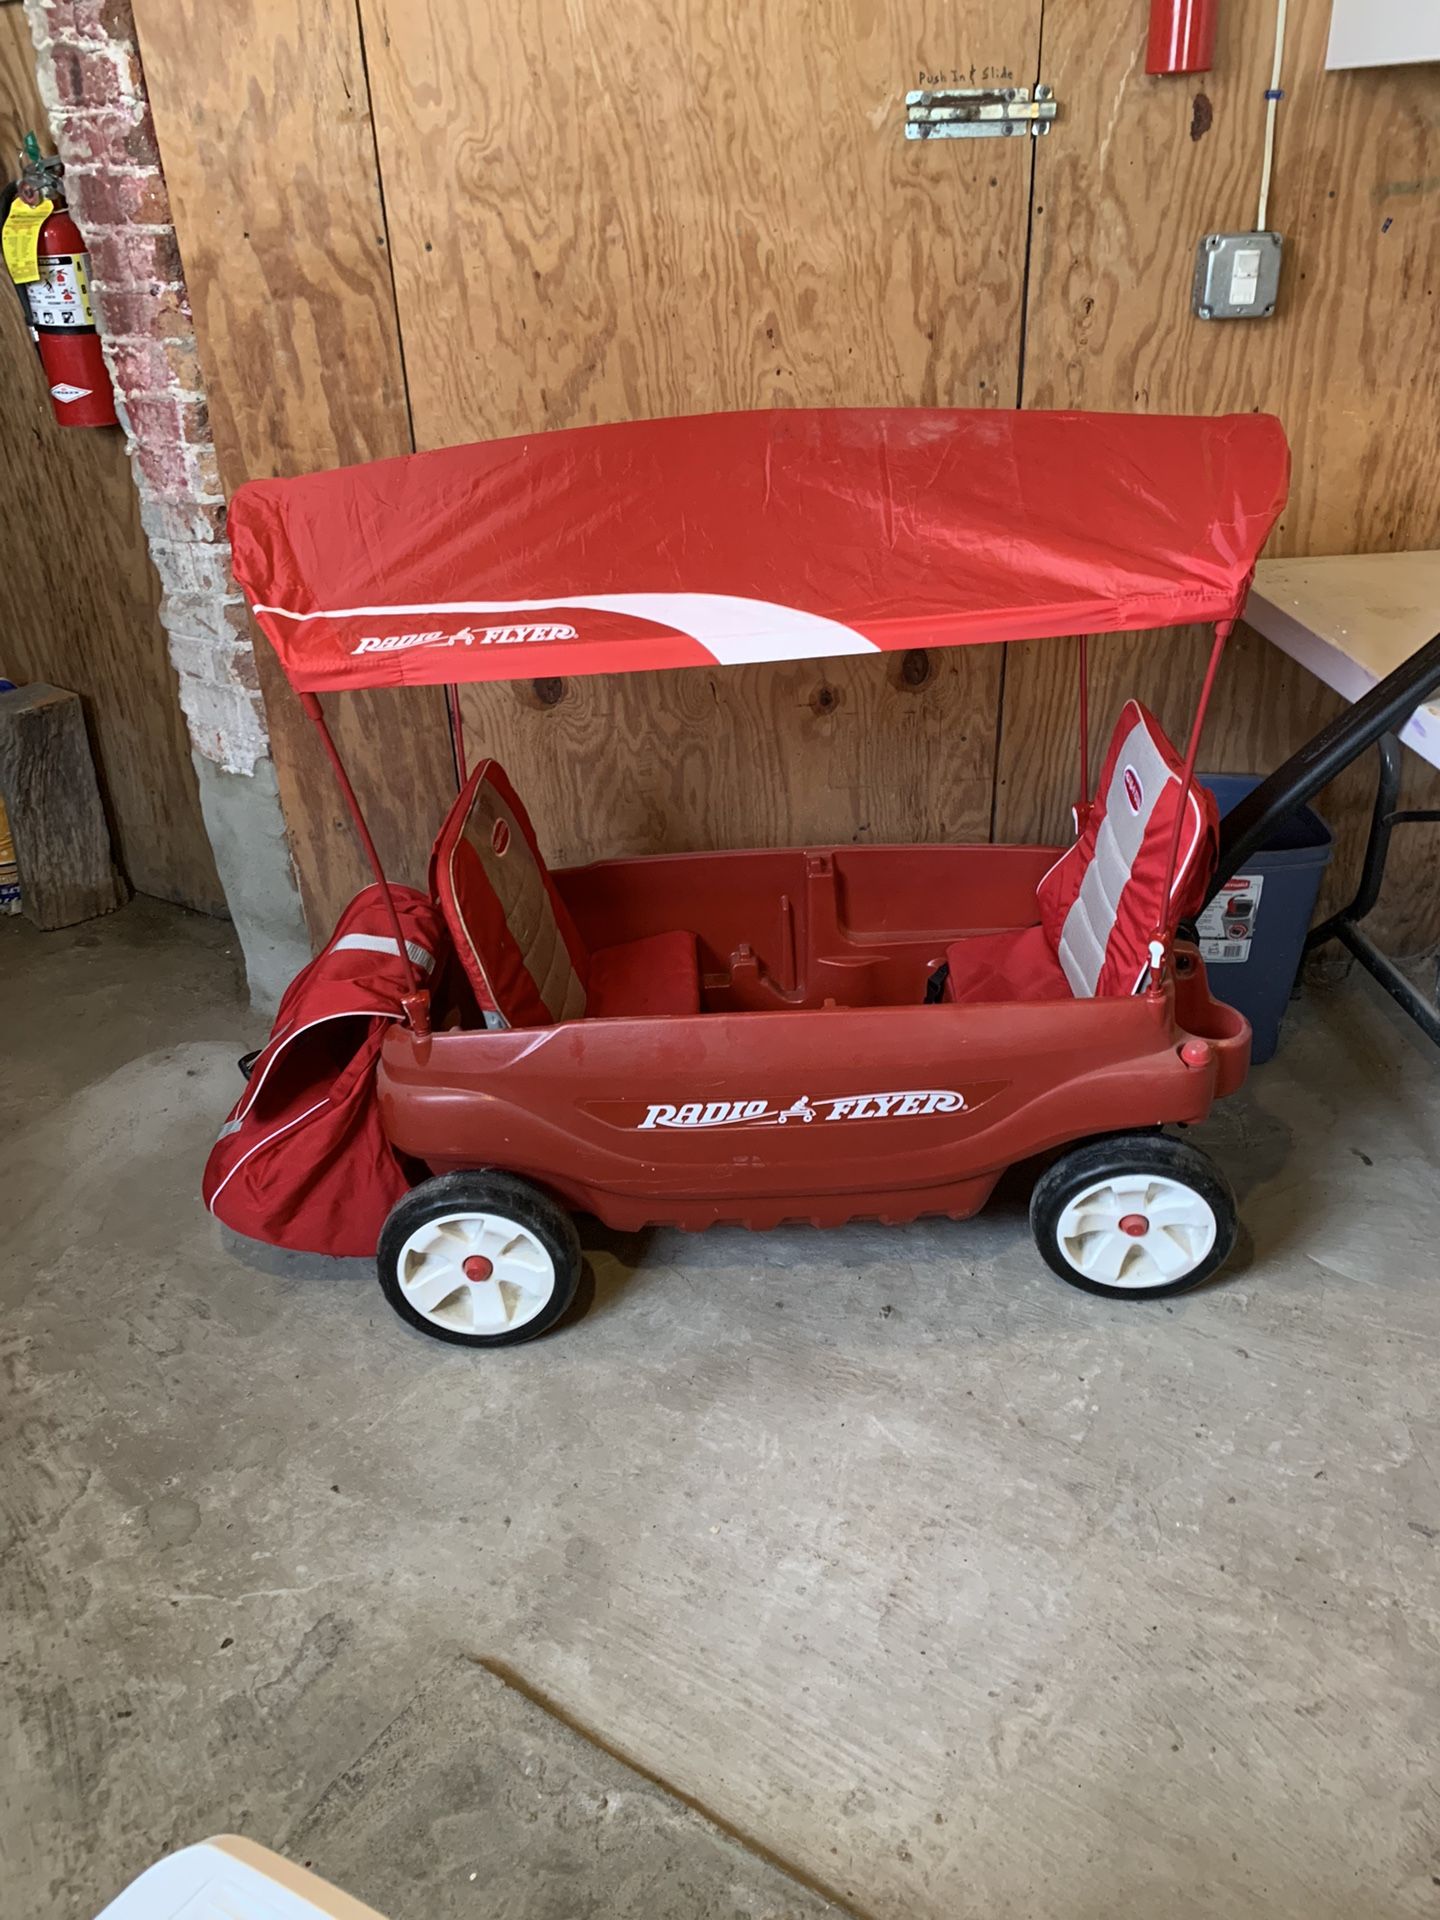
(1000, 0, 1440, 947)
(362, 0, 1038, 859)
(0, 683, 126, 927)
(0, 8, 222, 913)
(456, 647, 1003, 870)
(130, 0, 454, 933)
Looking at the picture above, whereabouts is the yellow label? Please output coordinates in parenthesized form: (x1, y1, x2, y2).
(3, 195, 52, 286)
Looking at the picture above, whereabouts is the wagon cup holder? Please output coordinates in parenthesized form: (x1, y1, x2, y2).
(1172, 943, 1250, 1095)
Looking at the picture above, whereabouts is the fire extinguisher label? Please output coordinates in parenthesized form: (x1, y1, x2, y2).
(49, 383, 93, 404)
(26, 252, 97, 330)
(2, 195, 53, 285)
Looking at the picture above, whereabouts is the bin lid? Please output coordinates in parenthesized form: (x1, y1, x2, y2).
(1203, 774, 1333, 858)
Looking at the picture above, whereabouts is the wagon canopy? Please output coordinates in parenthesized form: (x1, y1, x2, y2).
(228, 408, 1289, 694)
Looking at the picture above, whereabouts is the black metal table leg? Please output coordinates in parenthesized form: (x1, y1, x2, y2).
(1211, 628, 1440, 899)
(1307, 732, 1404, 947)
(1304, 731, 1440, 1046)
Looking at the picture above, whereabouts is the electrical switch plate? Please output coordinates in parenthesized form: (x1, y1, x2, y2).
(1192, 230, 1283, 320)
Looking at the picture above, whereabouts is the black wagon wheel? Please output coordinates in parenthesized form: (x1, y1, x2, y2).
(1030, 1132, 1238, 1300)
(377, 1170, 581, 1347)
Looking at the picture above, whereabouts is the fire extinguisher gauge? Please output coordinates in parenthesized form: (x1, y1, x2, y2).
(18, 132, 64, 207)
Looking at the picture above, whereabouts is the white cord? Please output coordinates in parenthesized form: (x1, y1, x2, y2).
(1256, 0, 1289, 232)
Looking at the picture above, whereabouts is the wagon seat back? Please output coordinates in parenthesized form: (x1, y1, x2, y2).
(431, 759, 702, 1028)
(944, 700, 1218, 1005)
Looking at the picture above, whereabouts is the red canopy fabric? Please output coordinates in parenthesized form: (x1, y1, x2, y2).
(227, 408, 1289, 693)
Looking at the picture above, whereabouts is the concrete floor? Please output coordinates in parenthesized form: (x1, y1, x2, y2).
(3, 899, 1439, 1920)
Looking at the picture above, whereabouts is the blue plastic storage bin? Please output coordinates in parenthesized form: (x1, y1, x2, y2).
(1197, 774, 1333, 1064)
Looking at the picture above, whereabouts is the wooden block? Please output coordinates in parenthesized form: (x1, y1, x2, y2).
(0, 683, 127, 929)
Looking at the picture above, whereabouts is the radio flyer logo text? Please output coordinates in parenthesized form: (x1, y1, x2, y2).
(637, 1089, 967, 1130)
(351, 623, 577, 655)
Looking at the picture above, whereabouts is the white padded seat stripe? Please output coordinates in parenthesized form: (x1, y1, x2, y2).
(1057, 716, 1179, 998)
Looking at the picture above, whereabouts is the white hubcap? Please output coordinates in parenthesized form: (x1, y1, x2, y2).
(396, 1211, 556, 1336)
(1055, 1173, 1216, 1290)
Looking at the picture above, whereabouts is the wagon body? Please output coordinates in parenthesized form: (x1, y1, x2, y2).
(377, 840, 1248, 1232)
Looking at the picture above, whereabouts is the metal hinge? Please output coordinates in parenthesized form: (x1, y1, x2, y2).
(905, 85, 1057, 140)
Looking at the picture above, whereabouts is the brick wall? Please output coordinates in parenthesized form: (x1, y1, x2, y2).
(22, 0, 269, 777)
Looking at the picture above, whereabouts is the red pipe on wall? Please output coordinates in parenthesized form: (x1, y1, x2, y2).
(1146, 0, 1217, 75)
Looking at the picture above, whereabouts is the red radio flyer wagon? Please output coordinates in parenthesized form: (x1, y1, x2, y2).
(210, 407, 1297, 1348)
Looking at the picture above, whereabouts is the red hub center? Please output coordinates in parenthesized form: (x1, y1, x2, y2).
(1118, 1213, 1150, 1238)
(463, 1254, 494, 1283)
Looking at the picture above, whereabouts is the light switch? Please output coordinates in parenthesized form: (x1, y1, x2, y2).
(1228, 247, 1262, 305)
(1192, 231, 1283, 320)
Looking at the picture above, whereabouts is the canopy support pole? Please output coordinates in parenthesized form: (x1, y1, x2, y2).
(1076, 635, 1091, 813)
(446, 683, 468, 787)
(1151, 619, 1233, 984)
(299, 691, 424, 1007)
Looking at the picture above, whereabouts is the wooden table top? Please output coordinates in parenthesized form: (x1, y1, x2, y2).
(1245, 551, 1440, 771)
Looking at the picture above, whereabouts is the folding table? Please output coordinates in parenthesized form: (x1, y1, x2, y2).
(1237, 551, 1440, 1042)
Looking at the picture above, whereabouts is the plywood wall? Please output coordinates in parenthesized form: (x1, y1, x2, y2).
(132, 0, 1440, 944)
(130, 0, 457, 934)
(0, 8, 222, 914)
(999, 0, 1440, 945)
(359, 0, 1041, 862)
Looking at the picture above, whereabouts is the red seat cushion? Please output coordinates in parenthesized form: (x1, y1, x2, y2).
(1037, 700, 1218, 998)
(943, 924, 1073, 1006)
(432, 759, 589, 1027)
(941, 704, 1217, 1007)
(588, 930, 701, 1019)
(431, 760, 701, 1027)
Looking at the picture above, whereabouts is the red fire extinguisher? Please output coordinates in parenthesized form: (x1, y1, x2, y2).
(2, 134, 117, 429)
